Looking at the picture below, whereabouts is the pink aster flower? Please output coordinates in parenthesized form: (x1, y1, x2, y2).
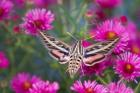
(0, 0, 13, 20)
(11, 72, 41, 93)
(128, 40, 140, 56)
(95, 0, 122, 8)
(71, 80, 107, 93)
(0, 51, 9, 69)
(21, 8, 55, 35)
(126, 21, 138, 40)
(107, 82, 134, 93)
(114, 52, 140, 81)
(29, 81, 59, 93)
(95, 20, 130, 54)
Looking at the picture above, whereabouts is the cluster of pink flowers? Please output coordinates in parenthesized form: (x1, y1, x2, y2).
(94, 20, 130, 54)
(79, 0, 139, 91)
(30, 81, 59, 93)
(82, 16, 140, 82)
(21, 8, 54, 35)
(71, 80, 134, 93)
(71, 80, 107, 93)
(10, 73, 134, 93)
(11, 72, 59, 93)
(107, 81, 134, 93)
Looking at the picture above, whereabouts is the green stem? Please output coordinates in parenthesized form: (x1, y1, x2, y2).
(97, 76, 107, 85)
(17, 53, 32, 71)
(58, 6, 68, 34)
(84, 20, 88, 33)
(76, 2, 87, 23)
(135, 82, 140, 93)
(9, 49, 16, 78)
(70, 0, 76, 15)
(0, 22, 11, 34)
(2, 88, 6, 93)
(106, 73, 112, 83)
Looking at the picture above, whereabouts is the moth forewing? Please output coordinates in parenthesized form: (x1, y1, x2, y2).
(83, 38, 119, 66)
(85, 38, 119, 55)
(39, 31, 70, 53)
(38, 31, 70, 64)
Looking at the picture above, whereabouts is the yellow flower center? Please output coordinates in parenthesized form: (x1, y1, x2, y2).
(85, 88, 95, 93)
(132, 45, 140, 54)
(22, 81, 32, 90)
(105, 31, 117, 40)
(34, 19, 43, 28)
(123, 63, 134, 74)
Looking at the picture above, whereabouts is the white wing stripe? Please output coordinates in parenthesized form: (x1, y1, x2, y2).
(39, 32, 69, 53)
(86, 38, 119, 55)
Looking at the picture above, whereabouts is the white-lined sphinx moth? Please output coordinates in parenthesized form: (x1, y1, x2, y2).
(39, 31, 119, 78)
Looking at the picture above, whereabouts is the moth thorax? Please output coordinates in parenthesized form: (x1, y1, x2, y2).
(68, 57, 81, 78)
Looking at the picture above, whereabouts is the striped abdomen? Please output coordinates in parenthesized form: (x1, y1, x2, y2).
(68, 55, 82, 78)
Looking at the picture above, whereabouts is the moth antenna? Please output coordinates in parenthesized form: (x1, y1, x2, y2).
(66, 31, 78, 41)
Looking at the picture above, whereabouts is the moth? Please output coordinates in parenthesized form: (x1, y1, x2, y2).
(39, 31, 119, 78)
